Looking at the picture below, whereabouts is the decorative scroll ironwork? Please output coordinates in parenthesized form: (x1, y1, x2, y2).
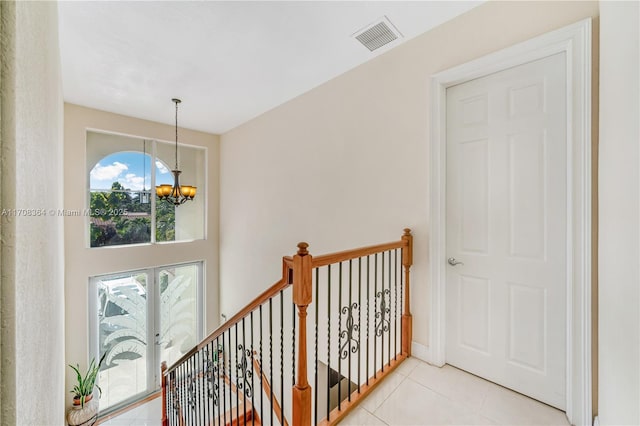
(170, 375, 181, 416)
(186, 371, 197, 410)
(236, 344, 253, 397)
(375, 289, 391, 337)
(339, 302, 360, 359)
(204, 347, 220, 406)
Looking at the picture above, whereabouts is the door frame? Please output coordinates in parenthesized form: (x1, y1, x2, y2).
(428, 19, 592, 426)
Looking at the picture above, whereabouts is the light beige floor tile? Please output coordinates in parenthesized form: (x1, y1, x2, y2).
(100, 418, 134, 426)
(480, 384, 569, 425)
(373, 378, 476, 425)
(341, 407, 388, 426)
(410, 363, 491, 411)
(360, 371, 406, 412)
(393, 356, 421, 377)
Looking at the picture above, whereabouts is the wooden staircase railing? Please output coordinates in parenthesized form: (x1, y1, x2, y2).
(162, 229, 413, 426)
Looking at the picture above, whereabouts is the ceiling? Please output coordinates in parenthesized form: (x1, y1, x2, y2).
(58, 1, 482, 135)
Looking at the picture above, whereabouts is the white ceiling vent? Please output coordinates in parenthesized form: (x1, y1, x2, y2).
(353, 16, 403, 52)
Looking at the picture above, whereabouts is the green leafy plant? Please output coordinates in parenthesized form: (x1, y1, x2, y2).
(69, 353, 106, 408)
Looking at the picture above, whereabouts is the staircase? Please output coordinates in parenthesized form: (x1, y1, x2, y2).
(162, 229, 414, 425)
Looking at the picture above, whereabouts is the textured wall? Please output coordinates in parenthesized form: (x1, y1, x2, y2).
(0, 1, 65, 424)
(598, 1, 640, 424)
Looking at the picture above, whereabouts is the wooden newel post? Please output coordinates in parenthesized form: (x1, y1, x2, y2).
(401, 228, 413, 356)
(161, 361, 168, 426)
(292, 242, 312, 426)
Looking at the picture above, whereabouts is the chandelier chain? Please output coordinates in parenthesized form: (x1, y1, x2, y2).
(175, 99, 179, 170)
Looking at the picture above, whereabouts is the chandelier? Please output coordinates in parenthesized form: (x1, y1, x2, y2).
(155, 98, 197, 206)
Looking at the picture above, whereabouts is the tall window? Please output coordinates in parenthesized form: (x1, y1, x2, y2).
(89, 262, 203, 412)
(87, 131, 206, 247)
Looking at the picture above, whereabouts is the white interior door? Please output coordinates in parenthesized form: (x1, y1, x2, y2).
(445, 52, 567, 409)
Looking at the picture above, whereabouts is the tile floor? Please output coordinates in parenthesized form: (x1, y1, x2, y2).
(101, 357, 570, 426)
(100, 397, 162, 426)
(341, 358, 569, 426)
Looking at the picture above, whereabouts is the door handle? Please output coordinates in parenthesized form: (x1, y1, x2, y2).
(447, 257, 464, 266)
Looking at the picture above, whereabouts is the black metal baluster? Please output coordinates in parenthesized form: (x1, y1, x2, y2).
(326, 264, 331, 422)
(380, 252, 384, 373)
(251, 311, 255, 426)
(217, 337, 222, 426)
(400, 249, 404, 360)
(269, 297, 274, 426)
(225, 328, 234, 422)
(394, 249, 398, 361)
(338, 261, 342, 411)
(314, 268, 319, 425)
(201, 351, 205, 425)
(188, 358, 192, 426)
(171, 366, 180, 422)
(193, 351, 204, 424)
(181, 361, 186, 425)
(259, 305, 264, 424)
(366, 255, 370, 386)
(374, 253, 378, 379)
(182, 358, 187, 425)
(347, 259, 352, 402)
(180, 363, 189, 422)
(243, 317, 248, 425)
(200, 350, 205, 425)
(234, 325, 239, 426)
(293, 299, 296, 388)
(173, 370, 176, 426)
(358, 257, 362, 393)
(280, 290, 285, 426)
(194, 352, 199, 426)
(166, 372, 171, 426)
(195, 353, 199, 425)
(388, 250, 392, 367)
(197, 352, 201, 425)
(180, 362, 185, 426)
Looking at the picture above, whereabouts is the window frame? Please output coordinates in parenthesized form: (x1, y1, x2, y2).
(86, 129, 207, 249)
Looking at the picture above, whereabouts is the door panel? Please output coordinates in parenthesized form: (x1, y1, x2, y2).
(94, 271, 150, 411)
(445, 52, 566, 409)
(157, 263, 200, 368)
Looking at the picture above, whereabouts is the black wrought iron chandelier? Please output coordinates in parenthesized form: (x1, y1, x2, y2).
(155, 98, 197, 206)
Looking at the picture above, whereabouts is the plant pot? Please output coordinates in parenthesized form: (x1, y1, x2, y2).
(67, 396, 98, 426)
(72, 393, 93, 409)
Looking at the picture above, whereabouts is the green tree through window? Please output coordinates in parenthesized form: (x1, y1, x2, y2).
(90, 181, 175, 247)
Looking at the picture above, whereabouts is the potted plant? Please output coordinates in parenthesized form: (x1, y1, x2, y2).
(69, 353, 105, 408)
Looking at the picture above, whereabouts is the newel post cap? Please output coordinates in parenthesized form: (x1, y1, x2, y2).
(297, 242, 309, 256)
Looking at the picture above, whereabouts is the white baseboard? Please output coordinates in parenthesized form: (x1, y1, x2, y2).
(593, 415, 599, 426)
(411, 341, 430, 363)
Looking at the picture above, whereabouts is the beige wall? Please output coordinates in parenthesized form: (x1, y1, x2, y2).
(64, 104, 220, 408)
(598, 1, 640, 424)
(1, 1, 65, 423)
(220, 1, 599, 353)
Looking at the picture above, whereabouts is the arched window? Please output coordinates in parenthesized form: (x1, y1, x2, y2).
(87, 131, 205, 248)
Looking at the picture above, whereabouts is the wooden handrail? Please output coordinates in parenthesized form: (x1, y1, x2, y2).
(311, 240, 405, 268)
(252, 352, 289, 426)
(167, 258, 293, 374)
